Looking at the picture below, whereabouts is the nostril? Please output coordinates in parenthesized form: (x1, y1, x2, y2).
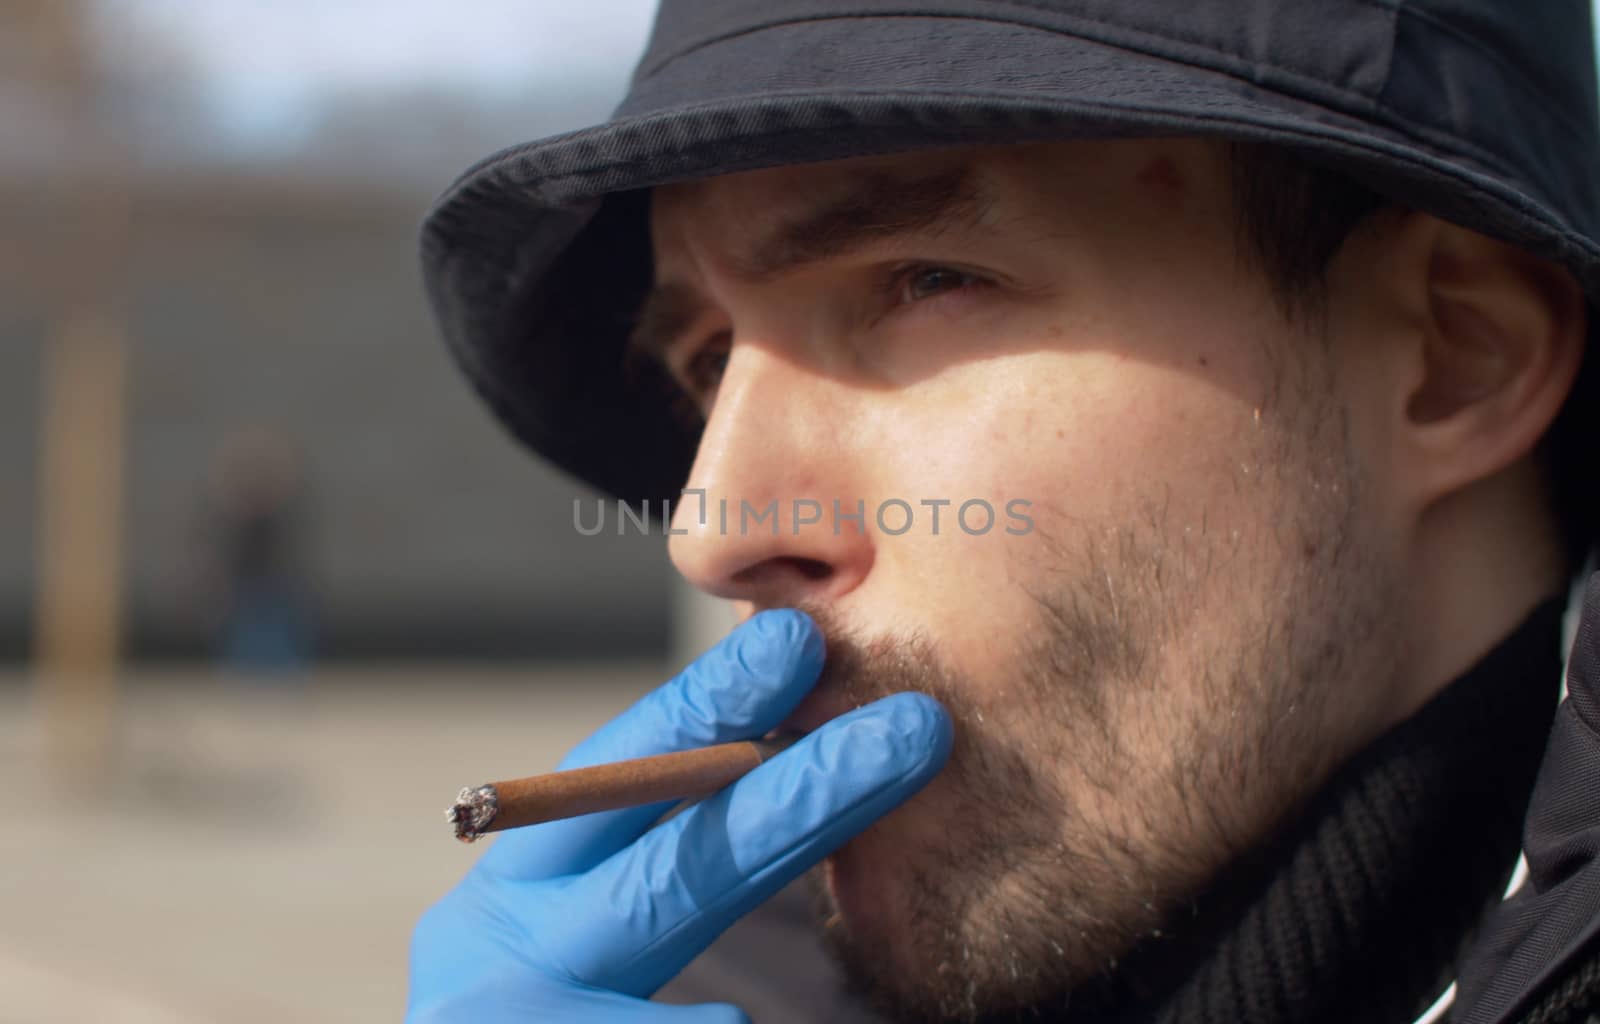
(732, 556, 833, 586)
(789, 558, 832, 581)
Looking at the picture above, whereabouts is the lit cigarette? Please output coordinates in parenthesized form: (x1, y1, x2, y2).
(447, 736, 796, 842)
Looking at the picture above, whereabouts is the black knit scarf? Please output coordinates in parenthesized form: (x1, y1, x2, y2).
(1053, 599, 1565, 1024)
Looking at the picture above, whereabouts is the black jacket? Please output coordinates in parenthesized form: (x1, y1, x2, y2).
(1456, 571, 1600, 1024)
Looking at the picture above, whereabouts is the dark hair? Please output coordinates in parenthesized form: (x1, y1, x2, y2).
(1226, 141, 1597, 581)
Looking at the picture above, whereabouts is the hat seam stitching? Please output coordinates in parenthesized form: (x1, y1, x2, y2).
(627, 20, 1580, 206)
(992, 0, 1403, 101)
(639, 6, 1395, 120)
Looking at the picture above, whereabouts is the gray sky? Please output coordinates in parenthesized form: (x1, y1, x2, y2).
(96, 0, 661, 151)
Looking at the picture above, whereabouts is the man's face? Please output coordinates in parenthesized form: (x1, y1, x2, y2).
(645, 139, 1408, 1020)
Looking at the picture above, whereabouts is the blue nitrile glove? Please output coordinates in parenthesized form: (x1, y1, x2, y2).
(407, 608, 953, 1023)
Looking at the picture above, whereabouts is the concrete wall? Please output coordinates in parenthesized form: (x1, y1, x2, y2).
(0, 174, 674, 660)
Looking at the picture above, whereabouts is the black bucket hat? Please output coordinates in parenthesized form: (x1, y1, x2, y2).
(420, 0, 1600, 514)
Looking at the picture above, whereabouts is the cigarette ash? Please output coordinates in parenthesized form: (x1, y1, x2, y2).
(447, 785, 498, 843)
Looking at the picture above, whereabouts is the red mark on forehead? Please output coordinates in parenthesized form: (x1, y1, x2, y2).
(1134, 156, 1185, 200)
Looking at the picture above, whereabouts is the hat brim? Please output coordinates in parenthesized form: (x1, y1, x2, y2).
(420, 13, 1600, 507)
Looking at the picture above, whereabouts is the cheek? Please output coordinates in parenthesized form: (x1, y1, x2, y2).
(858, 344, 1273, 656)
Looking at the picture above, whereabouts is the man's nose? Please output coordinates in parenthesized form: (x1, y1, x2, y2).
(668, 344, 875, 608)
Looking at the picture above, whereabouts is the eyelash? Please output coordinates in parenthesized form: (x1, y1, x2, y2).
(665, 263, 992, 422)
(880, 262, 992, 310)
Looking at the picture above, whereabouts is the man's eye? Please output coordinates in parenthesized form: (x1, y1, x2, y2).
(679, 330, 731, 400)
(893, 265, 985, 305)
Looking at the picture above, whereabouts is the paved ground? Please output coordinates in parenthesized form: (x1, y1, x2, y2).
(0, 663, 666, 1023)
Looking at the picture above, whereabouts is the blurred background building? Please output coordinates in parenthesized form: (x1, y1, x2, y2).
(0, 3, 738, 1021)
(0, 0, 687, 665)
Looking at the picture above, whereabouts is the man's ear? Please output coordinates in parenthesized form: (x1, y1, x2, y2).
(1387, 213, 1586, 507)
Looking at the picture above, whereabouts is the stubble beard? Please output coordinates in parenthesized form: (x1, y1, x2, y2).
(800, 379, 1400, 1022)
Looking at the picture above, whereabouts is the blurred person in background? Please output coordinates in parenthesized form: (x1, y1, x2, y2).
(197, 428, 315, 677)
(407, 2, 1600, 1023)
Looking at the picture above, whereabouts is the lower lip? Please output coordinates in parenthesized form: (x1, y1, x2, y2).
(778, 689, 843, 736)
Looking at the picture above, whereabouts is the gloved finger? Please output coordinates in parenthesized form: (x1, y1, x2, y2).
(408, 881, 752, 1023)
(479, 608, 824, 882)
(534, 693, 953, 997)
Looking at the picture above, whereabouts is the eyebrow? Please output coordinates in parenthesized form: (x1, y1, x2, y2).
(625, 165, 989, 366)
